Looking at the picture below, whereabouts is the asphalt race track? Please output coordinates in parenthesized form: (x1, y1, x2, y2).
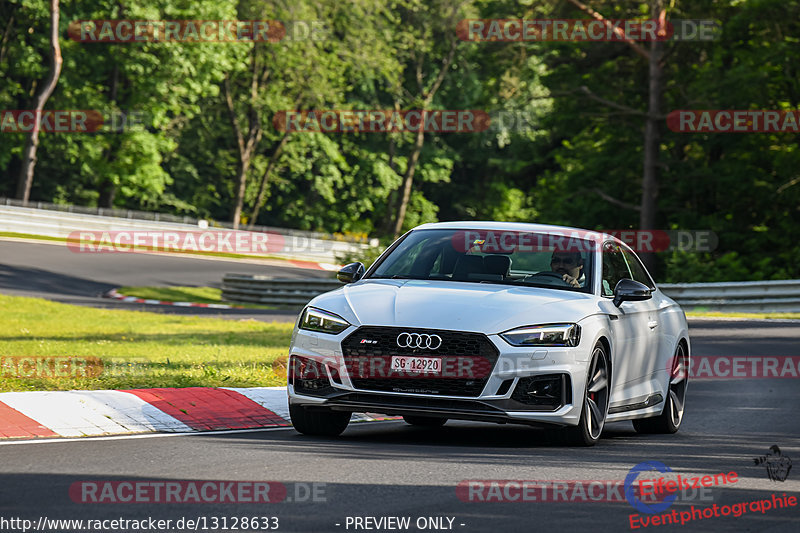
(1, 238, 798, 532)
(0, 239, 330, 321)
(1, 320, 798, 532)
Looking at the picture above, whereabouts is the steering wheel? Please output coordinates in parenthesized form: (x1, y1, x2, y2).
(527, 271, 572, 286)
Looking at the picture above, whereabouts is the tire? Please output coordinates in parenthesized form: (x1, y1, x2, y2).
(403, 415, 447, 427)
(633, 342, 688, 434)
(564, 342, 610, 446)
(289, 404, 351, 436)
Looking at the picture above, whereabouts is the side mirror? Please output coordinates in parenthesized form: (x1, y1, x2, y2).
(337, 262, 365, 284)
(612, 278, 653, 307)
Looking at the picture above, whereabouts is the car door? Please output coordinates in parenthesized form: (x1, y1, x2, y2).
(620, 245, 669, 382)
(601, 242, 655, 396)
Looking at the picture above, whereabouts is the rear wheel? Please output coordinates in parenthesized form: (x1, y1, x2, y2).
(289, 404, 351, 436)
(564, 342, 610, 446)
(633, 343, 688, 434)
(403, 415, 447, 427)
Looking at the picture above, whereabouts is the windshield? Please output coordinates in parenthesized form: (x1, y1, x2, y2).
(369, 228, 597, 293)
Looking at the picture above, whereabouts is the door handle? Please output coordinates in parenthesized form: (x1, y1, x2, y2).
(648, 320, 658, 329)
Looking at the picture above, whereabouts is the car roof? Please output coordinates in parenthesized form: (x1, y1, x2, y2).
(413, 221, 624, 246)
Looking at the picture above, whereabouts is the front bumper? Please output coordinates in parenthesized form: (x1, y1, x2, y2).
(287, 326, 593, 428)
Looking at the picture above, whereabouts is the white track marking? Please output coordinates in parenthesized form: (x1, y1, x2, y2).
(0, 425, 297, 445)
(223, 386, 291, 421)
(0, 390, 191, 436)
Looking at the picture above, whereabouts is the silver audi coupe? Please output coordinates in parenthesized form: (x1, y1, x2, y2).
(287, 222, 690, 446)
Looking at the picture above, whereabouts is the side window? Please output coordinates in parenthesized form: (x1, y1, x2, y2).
(621, 248, 655, 289)
(429, 250, 443, 274)
(601, 242, 632, 296)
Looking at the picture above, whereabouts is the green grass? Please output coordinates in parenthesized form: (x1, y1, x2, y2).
(0, 294, 293, 392)
(119, 285, 227, 305)
(117, 285, 276, 309)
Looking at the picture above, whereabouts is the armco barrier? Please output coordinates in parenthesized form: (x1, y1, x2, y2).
(222, 275, 342, 306)
(0, 197, 345, 237)
(221, 276, 800, 312)
(0, 203, 366, 263)
(659, 280, 800, 313)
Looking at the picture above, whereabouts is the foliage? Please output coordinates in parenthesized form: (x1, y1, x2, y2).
(1, 0, 798, 282)
(335, 243, 389, 270)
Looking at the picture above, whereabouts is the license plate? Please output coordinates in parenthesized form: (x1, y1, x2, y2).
(390, 355, 442, 375)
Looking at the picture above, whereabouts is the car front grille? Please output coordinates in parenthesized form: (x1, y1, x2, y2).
(340, 326, 499, 397)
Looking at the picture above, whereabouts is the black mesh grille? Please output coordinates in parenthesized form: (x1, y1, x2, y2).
(290, 355, 336, 397)
(495, 379, 514, 396)
(510, 374, 570, 409)
(341, 326, 499, 397)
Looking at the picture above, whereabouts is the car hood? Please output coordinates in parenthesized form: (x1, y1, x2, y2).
(308, 279, 604, 334)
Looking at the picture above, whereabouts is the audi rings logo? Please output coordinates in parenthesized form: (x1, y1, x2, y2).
(396, 332, 442, 350)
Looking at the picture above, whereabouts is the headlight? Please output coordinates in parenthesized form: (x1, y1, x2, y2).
(299, 307, 350, 334)
(500, 324, 581, 347)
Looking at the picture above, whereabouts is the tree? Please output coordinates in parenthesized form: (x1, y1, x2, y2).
(564, 0, 666, 270)
(380, 0, 473, 238)
(223, 0, 401, 229)
(15, 0, 61, 203)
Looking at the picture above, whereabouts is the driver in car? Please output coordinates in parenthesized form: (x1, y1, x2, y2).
(550, 251, 585, 288)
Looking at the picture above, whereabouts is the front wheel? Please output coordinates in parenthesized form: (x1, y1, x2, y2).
(633, 342, 688, 434)
(289, 404, 351, 436)
(564, 342, 610, 446)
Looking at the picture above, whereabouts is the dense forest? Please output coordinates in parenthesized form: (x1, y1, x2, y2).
(1, 0, 798, 282)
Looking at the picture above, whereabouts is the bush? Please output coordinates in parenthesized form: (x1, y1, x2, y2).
(335, 243, 388, 270)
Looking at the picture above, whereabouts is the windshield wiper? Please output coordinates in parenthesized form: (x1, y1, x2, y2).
(369, 274, 424, 280)
(477, 279, 585, 291)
